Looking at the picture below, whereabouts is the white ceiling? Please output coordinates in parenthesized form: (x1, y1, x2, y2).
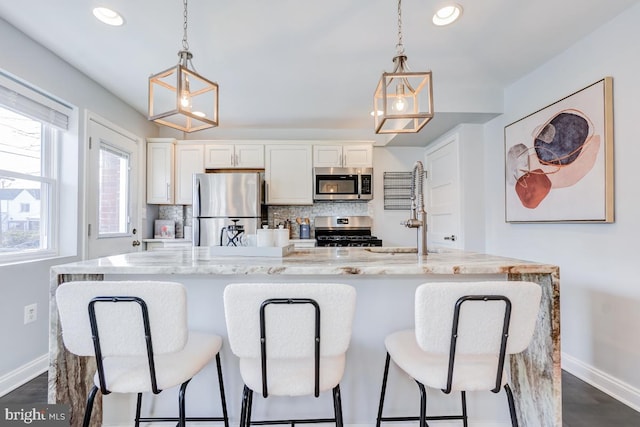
(1, 0, 638, 146)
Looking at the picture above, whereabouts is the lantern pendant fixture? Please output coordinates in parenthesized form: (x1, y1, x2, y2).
(374, 0, 433, 134)
(148, 0, 218, 132)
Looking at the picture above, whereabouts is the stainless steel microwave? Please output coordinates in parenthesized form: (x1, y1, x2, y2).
(313, 167, 373, 201)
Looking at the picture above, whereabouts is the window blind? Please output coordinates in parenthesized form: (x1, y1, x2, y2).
(0, 71, 72, 130)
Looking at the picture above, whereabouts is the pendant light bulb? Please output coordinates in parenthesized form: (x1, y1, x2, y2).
(180, 78, 191, 109)
(392, 83, 408, 112)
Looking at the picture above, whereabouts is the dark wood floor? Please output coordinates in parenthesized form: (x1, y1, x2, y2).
(1, 370, 639, 425)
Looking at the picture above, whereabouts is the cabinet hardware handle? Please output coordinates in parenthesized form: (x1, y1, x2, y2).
(132, 240, 141, 247)
(166, 183, 170, 201)
(444, 235, 457, 241)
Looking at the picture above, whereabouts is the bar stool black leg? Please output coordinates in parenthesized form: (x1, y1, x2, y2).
(504, 384, 519, 427)
(461, 391, 468, 427)
(82, 385, 99, 427)
(416, 381, 429, 427)
(333, 385, 344, 427)
(134, 392, 142, 427)
(375, 353, 391, 427)
(215, 353, 230, 427)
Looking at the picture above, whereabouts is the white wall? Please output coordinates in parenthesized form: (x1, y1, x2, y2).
(370, 146, 426, 246)
(483, 3, 640, 409)
(0, 17, 158, 393)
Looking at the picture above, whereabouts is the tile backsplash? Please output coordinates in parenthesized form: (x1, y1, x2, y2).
(158, 203, 370, 239)
(158, 205, 192, 238)
(268, 202, 372, 238)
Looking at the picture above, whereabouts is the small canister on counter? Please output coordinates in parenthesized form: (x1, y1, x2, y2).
(299, 223, 310, 239)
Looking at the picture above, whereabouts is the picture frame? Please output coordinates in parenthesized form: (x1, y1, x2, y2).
(504, 77, 614, 223)
(154, 219, 176, 238)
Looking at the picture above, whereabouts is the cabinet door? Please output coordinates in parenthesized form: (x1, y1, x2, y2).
(235, 144, 264, 168)
(204, 144, 234, 168)
(175, 144, 204, 205)
(265, 144, 313, 205)
(313, 145, 343, 167)
(146, 142, 174, 204)
(343, 144, 373, 167)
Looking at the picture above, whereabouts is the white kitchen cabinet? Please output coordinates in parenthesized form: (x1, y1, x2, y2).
(175, 144, 204, 205)
(313, 144, 373, 168)
(146, 139, 175, 204)
(204, 143, 264, 169)
(265, 144, 313, 205)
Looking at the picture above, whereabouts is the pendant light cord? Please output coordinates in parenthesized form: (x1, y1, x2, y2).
(396, 0, 404, 56)
(182, 0, 190, 51)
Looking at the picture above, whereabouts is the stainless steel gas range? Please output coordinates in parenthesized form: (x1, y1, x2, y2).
(314, 216, 382, 247)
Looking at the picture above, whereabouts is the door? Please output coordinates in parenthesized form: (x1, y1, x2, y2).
(425, 135, 461, 249)
(86, 117, 141, 259)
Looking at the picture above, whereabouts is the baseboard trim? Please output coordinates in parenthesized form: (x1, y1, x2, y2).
(0, 354, 48, 398)
(562, 352, 640, 412)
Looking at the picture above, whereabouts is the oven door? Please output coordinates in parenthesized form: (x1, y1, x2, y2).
(314, 169, 359, 201)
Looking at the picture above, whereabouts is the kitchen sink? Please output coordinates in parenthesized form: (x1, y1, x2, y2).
(364, 247, 447, 254)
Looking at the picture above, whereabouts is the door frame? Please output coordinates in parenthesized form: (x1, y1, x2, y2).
(81, 111, 144, 260)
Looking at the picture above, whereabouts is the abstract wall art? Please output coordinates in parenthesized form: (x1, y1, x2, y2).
(504, 77, 614, 223)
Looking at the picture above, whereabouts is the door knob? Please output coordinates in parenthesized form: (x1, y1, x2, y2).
(444, 235, 456, 241)
(132, 240, 141, 247)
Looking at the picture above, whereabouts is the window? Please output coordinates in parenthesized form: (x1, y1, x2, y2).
(0, 71, 73, 262)
(98, 144, 130, 236)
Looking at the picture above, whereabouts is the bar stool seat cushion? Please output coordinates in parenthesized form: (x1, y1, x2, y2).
(385, 330, 505, 391)
(95, 332, 222, 393)
(238, 355, 345, 397)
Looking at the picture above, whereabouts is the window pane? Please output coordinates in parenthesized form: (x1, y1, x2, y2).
(99, 144, 129, 235)
(0, 106, 42, 176)
(0, 176, 48, 252)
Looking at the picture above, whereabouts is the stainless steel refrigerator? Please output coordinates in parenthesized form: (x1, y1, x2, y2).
(192, 172, 264, 246)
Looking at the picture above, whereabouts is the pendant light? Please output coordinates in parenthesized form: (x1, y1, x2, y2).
(148, 0, 219, 132)
(374, 0, 433, 134)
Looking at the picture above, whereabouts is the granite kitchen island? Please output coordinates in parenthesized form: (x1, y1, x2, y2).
(49, 247, 560, 427)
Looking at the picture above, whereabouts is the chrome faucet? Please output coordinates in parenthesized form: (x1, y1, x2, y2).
(402, 161, 427, 256)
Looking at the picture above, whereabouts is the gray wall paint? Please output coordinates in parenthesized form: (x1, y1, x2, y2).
(0, 17, 158, 380)
(483, 2, 640, 406)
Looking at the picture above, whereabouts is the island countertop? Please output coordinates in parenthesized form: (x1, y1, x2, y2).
(50, 248, 560, 427)
(51, 246, 558, 276)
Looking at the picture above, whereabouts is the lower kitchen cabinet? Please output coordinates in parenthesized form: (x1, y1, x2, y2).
(264, 143, 313, 205)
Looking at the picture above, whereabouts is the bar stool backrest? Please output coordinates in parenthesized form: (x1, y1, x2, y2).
(224, 283, 356, 359)
(56, 280, 188, 357)
(415, 281, 541, 355)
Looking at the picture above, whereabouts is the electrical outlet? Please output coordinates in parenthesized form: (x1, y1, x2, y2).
(24, 303, 37, 324)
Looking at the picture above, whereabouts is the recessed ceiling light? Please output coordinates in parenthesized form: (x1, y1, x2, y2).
(432, 4, 463, 26)
(93, 7, 124, 26)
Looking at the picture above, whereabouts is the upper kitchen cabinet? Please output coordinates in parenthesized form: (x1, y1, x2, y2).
(265, 144, 313, 205)
(313, 143, 373, 168)
(146, 139, 204, 205)
(146, 139, 175, 204)
(204, 142, 264, 169)
(175, 143, 204, 205)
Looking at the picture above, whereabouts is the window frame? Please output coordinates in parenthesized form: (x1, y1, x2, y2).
(0, 78, 66, 264)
